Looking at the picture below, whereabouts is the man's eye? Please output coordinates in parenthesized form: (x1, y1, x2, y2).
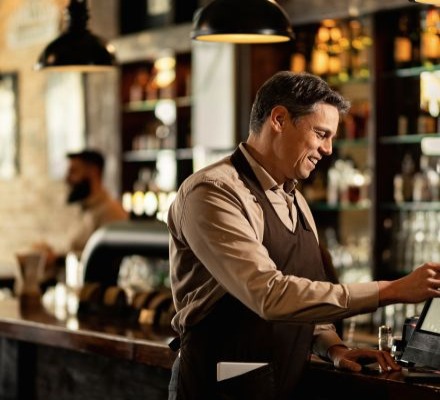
(313, 129, 326, 139)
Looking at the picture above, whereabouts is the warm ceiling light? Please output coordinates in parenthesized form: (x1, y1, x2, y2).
(191, 0, 294, 44)
(409, 0, 440, 5)
(34, 0, 116, 72)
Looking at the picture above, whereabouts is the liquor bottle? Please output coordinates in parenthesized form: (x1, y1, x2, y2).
(129, 68, 150, 103)
(394, 13, 413, 69)
(420, 71, 440, 134)
(417, 108, 438, 134)
(290, 30, 308, 73)
(327, 163, 339, 205)
(311, 22, 330, 76)
(393, 153, 415, 203)
(349, 19, 372, 79)
(401, 154, 415, 202)
(327, 22, 343, 80)
(420, 8, 440, 66)
(351, 100, 370, 138)
(413, 155, 431, 202)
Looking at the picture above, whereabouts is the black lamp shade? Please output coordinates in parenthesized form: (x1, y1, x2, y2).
(191, 0, 294, 43)
(35, 0, 116, 72)
(35, 30, 116, 72)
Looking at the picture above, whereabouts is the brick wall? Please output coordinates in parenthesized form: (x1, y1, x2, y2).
(0, 0, 119, 278)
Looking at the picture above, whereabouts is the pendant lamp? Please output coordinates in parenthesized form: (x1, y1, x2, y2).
(409, 0, 440, 5)
(34, 0, 116, 72)
(191, 0, 294, 44)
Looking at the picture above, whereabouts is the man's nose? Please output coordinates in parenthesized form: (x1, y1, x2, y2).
(320, 138, 332, 156)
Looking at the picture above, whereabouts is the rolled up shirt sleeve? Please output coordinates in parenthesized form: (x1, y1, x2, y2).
(312, 324, 346, 359)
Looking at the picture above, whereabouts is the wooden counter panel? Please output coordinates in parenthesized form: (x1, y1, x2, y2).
(0, 299, 174, 366)
(133, 340, 175, 369)
(0, 319, 134, 360)
(15, 341, 171, 400)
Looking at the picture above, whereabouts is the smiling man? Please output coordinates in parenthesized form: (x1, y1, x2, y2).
(167, 72, 440, 400)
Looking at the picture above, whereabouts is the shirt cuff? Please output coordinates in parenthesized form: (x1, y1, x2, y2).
(312, 327, 345, 359)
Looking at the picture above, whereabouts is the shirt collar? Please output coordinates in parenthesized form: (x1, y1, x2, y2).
(238, 143, 297, 195)
(283, 180, 298, 194)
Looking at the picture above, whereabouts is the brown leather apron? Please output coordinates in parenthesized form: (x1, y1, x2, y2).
(173, 147, 328, 400)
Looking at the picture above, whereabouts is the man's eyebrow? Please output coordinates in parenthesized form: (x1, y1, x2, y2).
(313, 126, 333, 134)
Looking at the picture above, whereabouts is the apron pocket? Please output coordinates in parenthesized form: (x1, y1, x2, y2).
(215, 362, 276, 400)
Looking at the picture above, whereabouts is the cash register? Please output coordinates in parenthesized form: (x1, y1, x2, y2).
(400, 297, 440, 382)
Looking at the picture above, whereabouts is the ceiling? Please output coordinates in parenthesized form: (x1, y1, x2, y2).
(280, 0, 414, 24)
(199, 0, 415, 25)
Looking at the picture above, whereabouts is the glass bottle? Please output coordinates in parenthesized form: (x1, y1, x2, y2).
(393, 153, 415, 203)
(394, 13, 413, 69)
(413, 155, 431, 202)
(290, 30, 308, 73)
(349, 18, 372, 79)
(417, 108, 438, 134)
(311, 22, 331, 76)
(327, 22, 343, 80)
(420, 8, 440, 67)
(378, 325, 393, 352)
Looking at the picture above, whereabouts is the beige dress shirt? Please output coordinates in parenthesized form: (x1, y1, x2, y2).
(68, 188, 128, 253)
(168, 143, 379, 358)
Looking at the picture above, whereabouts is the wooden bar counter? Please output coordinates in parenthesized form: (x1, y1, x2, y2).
(302, 356, 440, 400)
(0, 297, 439, 400)
(0, 296, 176, 399)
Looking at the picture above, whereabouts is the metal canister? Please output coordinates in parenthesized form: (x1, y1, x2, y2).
(390, 336, 405, 361)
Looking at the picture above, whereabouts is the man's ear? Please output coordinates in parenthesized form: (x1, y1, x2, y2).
(270, 106, 289, 133)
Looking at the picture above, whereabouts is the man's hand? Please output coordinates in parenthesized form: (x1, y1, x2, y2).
(379, 262, 440, 306)
(327, 345, 400, 373)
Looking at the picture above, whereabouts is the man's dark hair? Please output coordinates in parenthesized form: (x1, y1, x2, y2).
(67, 149, 105, 176)
(249, 71, 351, 134)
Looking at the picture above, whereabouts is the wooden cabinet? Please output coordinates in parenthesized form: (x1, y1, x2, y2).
(113, 25, 194, 220)
(286, 6, 440, 305)
(373, 7, 440, 285)
(289, 18, 375, 289)
(279, 4, 440, 331)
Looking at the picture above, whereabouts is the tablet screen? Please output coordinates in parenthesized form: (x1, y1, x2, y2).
(420, 297, 440, 334)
